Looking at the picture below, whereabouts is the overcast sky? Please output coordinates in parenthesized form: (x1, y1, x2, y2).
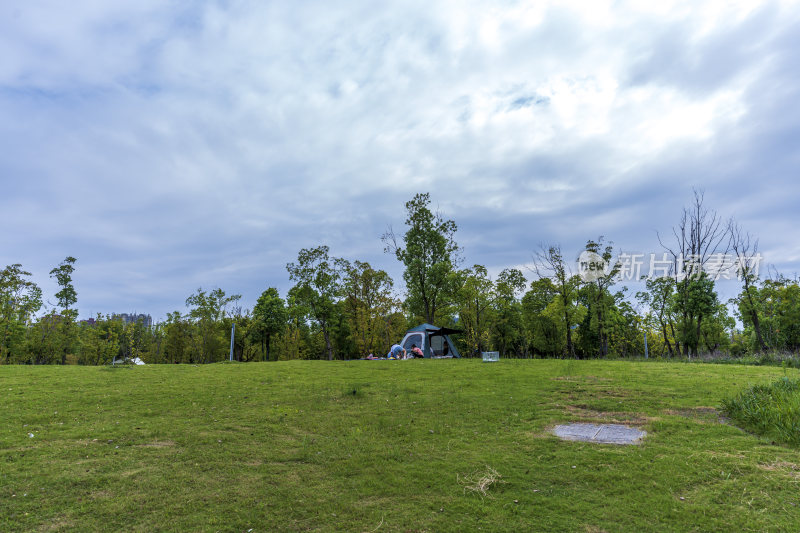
(2, 0, 799, 321)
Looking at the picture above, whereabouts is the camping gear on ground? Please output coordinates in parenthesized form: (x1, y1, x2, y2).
(482, 351, 500, 362)
(399, 323, 462, 358)
(112, 356, 145, 365)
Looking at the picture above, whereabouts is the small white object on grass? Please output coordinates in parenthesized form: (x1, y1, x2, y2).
(28, 433, 34, 438)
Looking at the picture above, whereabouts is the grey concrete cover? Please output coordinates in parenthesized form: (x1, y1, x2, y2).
(552, 423, 646, 445)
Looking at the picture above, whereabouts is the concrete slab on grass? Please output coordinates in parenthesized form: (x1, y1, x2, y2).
(553, 423, 646, 445)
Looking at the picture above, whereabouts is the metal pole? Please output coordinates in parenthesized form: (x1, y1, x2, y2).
(229, 323, 235, 361)
(644, 330, 649, 359)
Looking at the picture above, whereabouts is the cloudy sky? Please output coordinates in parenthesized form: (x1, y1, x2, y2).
(2, 0, 799, 320)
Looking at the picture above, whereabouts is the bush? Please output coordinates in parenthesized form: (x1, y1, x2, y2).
(722, 378, 800, 447)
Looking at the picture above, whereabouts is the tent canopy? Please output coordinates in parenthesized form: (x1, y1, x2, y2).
(406, 323, 463, 336)
(401, 323, 462, 358)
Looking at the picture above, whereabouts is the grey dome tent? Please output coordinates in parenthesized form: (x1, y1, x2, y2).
(399, 323, 462, 358)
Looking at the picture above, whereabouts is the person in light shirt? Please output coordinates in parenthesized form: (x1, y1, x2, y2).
(387, 344, 405, 359)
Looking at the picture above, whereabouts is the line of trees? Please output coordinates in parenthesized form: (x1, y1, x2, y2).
(2, 192, 799, 364)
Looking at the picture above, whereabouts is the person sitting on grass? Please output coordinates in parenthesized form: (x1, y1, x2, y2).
(410, 344, 424, 358)
(388, 343, 405, 359)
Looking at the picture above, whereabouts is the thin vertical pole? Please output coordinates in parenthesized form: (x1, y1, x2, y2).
(644, 330, 649, 359)
(230, 323, 236, 361)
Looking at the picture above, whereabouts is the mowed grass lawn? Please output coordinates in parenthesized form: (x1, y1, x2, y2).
(3, 360, 800, 532)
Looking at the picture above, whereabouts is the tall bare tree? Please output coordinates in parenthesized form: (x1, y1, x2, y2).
(658, 190, 730, 358)
(729, 220, 767, 352)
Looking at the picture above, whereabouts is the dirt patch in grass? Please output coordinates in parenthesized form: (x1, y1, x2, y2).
(120, 467, 149, 477)
(137, 440, 176, 448)
(704, 450, 746, 459)
(264, 464, 306, 485)
(596, 388, 635, 399)
(564, 404, 660, 426)
(76, 439, 104, 446)
(557, 388, 638, 403)
(38, 518, 74, 532)
(351, 495, 398, 511)
(758, 461, 800, 478)
(551, 376, 612, 382)
(666, 406, 718, 416)
(664, 407, 728, 424)
(564, 405, 655, 425)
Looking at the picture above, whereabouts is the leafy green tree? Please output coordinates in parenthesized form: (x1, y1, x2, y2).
(79, 315, 122, 365)
(274, 289, 313, 360)
(118, 316, 153, 363)
(163, 311, 191, 363)
(455, 265, 494, 356)
(700, 303, 734, 355)
(636, 306, 668, 358)
(149, 322, 165, 363)
(252, 288, 287, 361)
(340, 261, 400, 358)
(533, 245, 583, 358)
(223, 307, 256, 362)
(286, 246, 343, 360)
(49, 256, 79, 364)
(636, 277, 679, 357)
(330, 301, 356, 358)
(604, 291, 642, 357)
(0, 264, 42, 363)
(578, 238, 621, 357)
(522, 278, 563, 357)
(491, 268, 527, 357)
(50, 257, 78, 317)
(669, 274, 720, 357)
(24, 315, 56, 364)
(383, 193, 461, 324)
(185, 288, 241, 363)
(749, 278, 800, 351)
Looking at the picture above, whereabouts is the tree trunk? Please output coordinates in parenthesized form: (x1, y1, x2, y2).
(751, 310, 766, 351)
(323, 327, 333, 361)
(562, 292, 575, 358)
(693, 315, 702, 358)
(744, 284, 767, 352)
(660, 317, 674, 357)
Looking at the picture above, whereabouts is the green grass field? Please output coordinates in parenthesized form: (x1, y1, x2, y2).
(3, 360, 800, 532)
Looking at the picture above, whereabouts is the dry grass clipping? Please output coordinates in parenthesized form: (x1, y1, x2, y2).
(458, 466, 505, 498)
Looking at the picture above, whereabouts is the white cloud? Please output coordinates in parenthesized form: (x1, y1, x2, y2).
(1, 0, 799, 318)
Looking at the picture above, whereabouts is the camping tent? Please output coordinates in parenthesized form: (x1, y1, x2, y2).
(399, 323, 462, 358)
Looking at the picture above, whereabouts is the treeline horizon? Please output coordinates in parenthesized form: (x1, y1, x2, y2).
(3, 191, 800, 365)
